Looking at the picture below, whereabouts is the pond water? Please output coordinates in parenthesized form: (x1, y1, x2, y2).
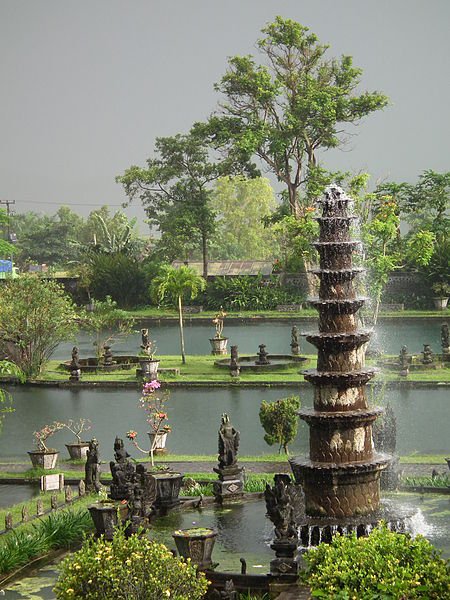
(53, 317, 447, 360)
(2, 492, 449, 599)
(0, 484, 40, 508)
(0, 385, 448, 463)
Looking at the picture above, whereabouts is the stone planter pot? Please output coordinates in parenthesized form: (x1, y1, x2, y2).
(88, 502, 129, 540)
(173, 527, 217, 570)
(27, 450, 59, 470)
(209, 337, 228, 355)
(148, 431, 168, 454)
(153, 472, 184, 510)
(139, 358, 160, 380)
(433, 297, 449, 310)
(65, 442, 91, 460)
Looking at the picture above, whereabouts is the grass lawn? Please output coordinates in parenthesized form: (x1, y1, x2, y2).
(39, 354, 450, 385)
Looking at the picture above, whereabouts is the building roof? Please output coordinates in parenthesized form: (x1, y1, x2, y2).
(172, 260, 273, 276)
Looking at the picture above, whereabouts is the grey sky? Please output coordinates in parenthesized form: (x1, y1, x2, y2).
(1, 0, 449, 230)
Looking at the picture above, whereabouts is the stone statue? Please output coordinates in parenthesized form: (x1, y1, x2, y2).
(103, 344, 113, 366)
(69, 346, 81, 381)
(141, 328, 150, 349)
(264, 474, 299, 540)
(229, 345, 240, 377)
(218, 413, 240, 469)
(290, 326, 300, 355)
(85, 438, 101, 493)
(255, 343, 270, 365)
(441, 324, 449, 352)
(421, 343, 434, 364)
(114, 436, 130, 463)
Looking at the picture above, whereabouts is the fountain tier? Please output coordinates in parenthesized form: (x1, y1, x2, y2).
(290, 184, 390, 532)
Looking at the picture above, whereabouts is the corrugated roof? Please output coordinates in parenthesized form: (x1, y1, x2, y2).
(172, 260, 273, 276)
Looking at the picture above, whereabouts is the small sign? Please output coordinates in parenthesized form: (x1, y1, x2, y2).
(40, 473, 64, 492)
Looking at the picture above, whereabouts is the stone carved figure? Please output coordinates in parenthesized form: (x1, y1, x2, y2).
(421, 343, 434, 364)
(114, 436, 130, 463)
(110, 437, 135, 500)
(264, 474, 299, 540)
(229, 345, 240, 377)
(85, 439, 101, 493)
(103, 344, 113, 366)
(255, 343, 270, 365)
(399, 345, 409, 369)
(218, 413, 240, 469)
(441, 324, 449, 352)
(290, 326, 300, 355)
(69, 346, 81, 380)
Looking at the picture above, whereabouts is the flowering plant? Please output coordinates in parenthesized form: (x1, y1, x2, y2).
(33, 421, 66, 452)
(126, 380, 171, 466)
(61, 418, 92, 443)
(212, 307, 227, 338)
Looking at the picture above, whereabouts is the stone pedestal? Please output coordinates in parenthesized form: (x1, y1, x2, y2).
(269, 540, 298, 576)
(213, 466, 244, 502)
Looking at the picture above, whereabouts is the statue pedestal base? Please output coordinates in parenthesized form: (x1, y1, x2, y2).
(213, 466, 244, 502)
(270, 540, 298, 576)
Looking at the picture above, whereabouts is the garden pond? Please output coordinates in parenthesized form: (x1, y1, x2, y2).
(1, 493, 450, 599)
(53, 317, 448, 359)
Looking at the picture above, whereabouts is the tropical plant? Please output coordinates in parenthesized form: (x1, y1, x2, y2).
(54, 526, 209, 599)
(0, 276, 78, 377)
(259, 396, 300, 454)
(431, 281, 450, 298)
(126, 379, 171, 466)
(302, 523, 450, 599)
(151, 265, 206, 364)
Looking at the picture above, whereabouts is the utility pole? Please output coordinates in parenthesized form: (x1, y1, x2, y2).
(0, 199, 16, 264)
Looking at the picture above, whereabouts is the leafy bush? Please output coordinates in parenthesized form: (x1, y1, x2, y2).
(259, 396, 300, 454)
(54, 526, 209, 599)
(303, 524, 450, 599)
(203, 275, 301, 311)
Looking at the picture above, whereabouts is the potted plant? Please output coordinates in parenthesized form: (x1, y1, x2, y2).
(62, 418, 92, 460)
(432, 282, 450, 309)
(126, 380, 171, 466)
(138, 328, 159, 380)
(172, 527, 218, 570)
(209, 307, 228, 355)
(88, 489, 129, 540)
(28, 421, 65, 469)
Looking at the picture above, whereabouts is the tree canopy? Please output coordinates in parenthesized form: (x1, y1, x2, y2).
(196, 16, 389, 215)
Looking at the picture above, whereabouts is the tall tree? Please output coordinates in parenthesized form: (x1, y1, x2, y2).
(150, 265, 205, 364)
(197, 17, 389, 215)
(117, 133, 228, 278)
(210, 176, 278, 259)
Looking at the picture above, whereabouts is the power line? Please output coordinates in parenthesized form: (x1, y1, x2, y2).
(12, 200, 126, 207)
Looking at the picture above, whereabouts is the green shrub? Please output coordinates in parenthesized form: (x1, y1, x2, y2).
(54, 527, 209, 599)
(203, 275, 301, 311)
(259, 396, 300, 454)
(303, 524, 450, 599)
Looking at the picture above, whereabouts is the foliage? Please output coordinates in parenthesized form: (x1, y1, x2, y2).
(85, 252, 150, 308)
(117, 132, 231, 277)
(127, 380, 171, 466)
(271, 209, 318, 273)
(0, 506, 92, 576)
(151, 265, 206, 364)
(61, 418, 92, 443)
(210, 175, 279, 259)
(78, 296, 134, 359)
(402, 475, 450, 489)
(259, 396, 300, 454)
(54, 526, 209, 599)
(204, 275, 300, 311)
(303, 523, 450, 599)
(0, 208, 17, 259)
(197, 16, 388, 215)
(0, 360, 24, 434)
(33, 421, 66, 452)
(0, 276, 78, 377)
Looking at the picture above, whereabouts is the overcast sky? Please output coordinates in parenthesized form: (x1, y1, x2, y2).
(1, 0, 449, 230)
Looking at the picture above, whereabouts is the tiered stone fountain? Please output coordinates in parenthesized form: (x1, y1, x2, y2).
(289, 185, 402, 546)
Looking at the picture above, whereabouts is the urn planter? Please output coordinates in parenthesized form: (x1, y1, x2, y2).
(209, 337, 228, 356)
(28, 450, 59, 470)
(172, 527, 217, 570)
(153, 471, 184, 510)
(139, 358, 160, 380)
(433, 297, 449, 310)
(88, 502, 129, 540)
(65, 442, 91, 460)
(148, 431, 168, 454)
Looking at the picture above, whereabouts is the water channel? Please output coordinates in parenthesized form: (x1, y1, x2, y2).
(0, 385, 448, 462)
(53, 317, 447, 359)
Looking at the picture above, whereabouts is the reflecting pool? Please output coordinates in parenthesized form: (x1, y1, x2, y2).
(0, 385, 448, 462)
